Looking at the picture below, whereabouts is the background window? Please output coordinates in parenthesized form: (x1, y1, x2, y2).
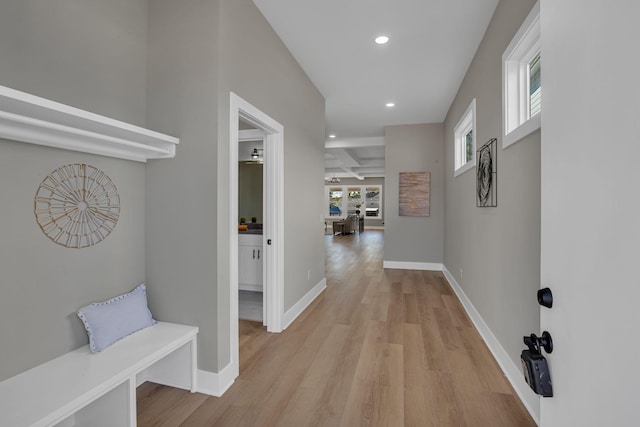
(328, 188, 343, 216)
(346, 188, 362, 215)
(365, 187, 381, 218)
(325, 185, 382, 219)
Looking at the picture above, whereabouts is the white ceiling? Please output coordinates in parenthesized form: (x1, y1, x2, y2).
(253, 0, 499, 179)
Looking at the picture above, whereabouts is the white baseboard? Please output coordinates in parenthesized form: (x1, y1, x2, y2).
(196, 364, 235, 397)
(441, 265, 540, 425)
(383, 261, 443, 271)
(283, 278, 327, 330)
(365, 225, 384, 230)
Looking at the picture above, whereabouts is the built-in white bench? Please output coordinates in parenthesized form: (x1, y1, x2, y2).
(0, 322, 198, 427)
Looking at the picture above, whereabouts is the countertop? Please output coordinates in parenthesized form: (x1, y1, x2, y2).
(238, 229, 263, 235)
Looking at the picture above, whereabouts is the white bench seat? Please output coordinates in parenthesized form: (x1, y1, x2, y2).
(0, 322, 198, 427)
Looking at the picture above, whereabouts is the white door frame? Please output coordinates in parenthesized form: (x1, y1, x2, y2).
(229, 92, 284, 378)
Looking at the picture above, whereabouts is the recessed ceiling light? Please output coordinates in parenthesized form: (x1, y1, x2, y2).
(329, 134, 336, 138)
(386, 102, 395, 107)
(375, 35, 389, 45)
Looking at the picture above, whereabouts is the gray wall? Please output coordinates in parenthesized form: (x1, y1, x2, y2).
(443, 0, 540, 395)
(145, 0, 221, 372)
(0, 0, 148, 381)
(146, 0, 325, 373)
(384, 124, 445, 264)
(0, 0, 148, 126)
(0, 0, 324, 381)
(216, 0, 325, 356)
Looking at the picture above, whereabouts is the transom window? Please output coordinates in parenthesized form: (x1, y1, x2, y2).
(502, 1, 541, 148)
(454, 99, 476, 177)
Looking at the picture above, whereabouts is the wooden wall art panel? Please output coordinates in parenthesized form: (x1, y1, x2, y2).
(399, 171, 430, 216)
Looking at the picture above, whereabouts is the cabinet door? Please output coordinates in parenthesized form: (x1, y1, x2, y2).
(239, 245, 263, 288)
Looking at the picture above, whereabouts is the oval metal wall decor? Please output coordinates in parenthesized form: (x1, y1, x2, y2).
(476, 138, 497, 207)
(34, 164, 120, 248)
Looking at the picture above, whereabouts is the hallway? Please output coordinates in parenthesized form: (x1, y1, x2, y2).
(138, 230, 534, 426)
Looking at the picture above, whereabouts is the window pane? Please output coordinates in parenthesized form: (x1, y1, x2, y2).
(454, 99, 476, 174)
(365, 188, 379, 201)
(365, 187, 380, 217)
(329, 189, 342, 216)
(529, 53, 541, 117)
(465, 129, 473, 163)
(347, 188, 362, 215)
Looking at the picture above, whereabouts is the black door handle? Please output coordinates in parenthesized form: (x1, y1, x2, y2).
(524, 331, 553, 354)
(538, 288, 553, 308)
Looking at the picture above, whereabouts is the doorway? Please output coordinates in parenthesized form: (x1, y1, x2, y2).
(229, 93, 284, 379)
(238, 130, 265, 323)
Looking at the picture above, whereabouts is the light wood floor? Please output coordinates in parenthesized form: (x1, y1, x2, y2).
(137, 230, 535, 426)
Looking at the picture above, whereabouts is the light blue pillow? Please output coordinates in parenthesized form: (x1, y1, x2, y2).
(77, 283, 156, 353)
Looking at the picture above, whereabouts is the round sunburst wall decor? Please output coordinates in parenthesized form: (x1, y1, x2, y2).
(34, 164, 120, 248)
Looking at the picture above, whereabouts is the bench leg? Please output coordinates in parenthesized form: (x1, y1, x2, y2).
(143, 340, 197, 392)
(128, 376, 137, 427)
(190, 337, 198, 393)
(63, 380, 132, 427)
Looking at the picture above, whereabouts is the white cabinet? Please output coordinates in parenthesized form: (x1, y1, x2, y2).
(238, 234, 263, 291)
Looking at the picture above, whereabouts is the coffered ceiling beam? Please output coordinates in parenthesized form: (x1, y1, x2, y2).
(325, 136, 384, 149)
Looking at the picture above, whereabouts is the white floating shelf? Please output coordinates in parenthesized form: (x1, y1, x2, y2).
(0, 85, 179, 162)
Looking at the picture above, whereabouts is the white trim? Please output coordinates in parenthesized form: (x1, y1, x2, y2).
(0, 85, 178, 162)
(454, 156, 474, 177)
(238, 129, 265, 142)
(229, 98, 240, 381)
(502, 1, 541, 149)
(229, 93, 285, 385)
(503, 113, 541, 148)
(282, 278, 327, 329)
(196, 364, 235, 397)
(365, 225, 385, 230)
(264, 128, 285, 333)
(442, 266, 540, 425)
(325, 136, 384, 149)
(454, 99, 476, 176)
(383, 261, 443, 271)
